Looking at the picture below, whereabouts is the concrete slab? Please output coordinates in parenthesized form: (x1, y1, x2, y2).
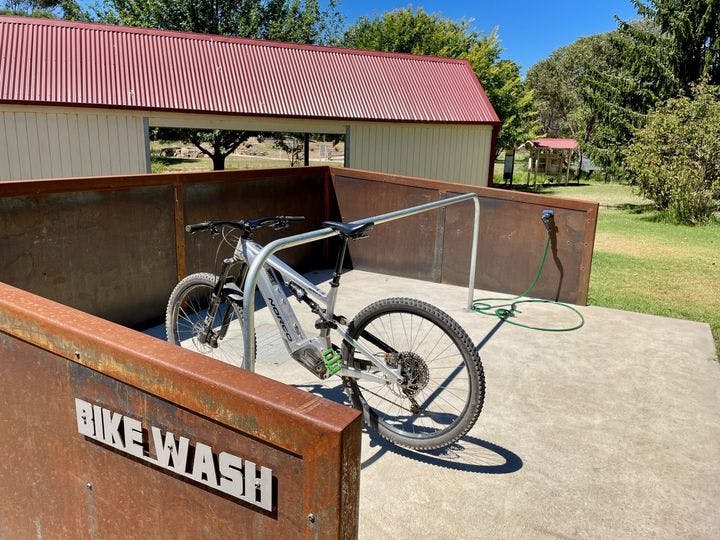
(179, 270, 720, 538)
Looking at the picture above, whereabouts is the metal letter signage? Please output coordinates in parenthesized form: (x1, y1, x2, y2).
(74, 398, 273, 511)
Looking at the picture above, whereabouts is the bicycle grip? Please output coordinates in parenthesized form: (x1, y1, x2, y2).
(284, 216, 305, 222)
(185, 221, 211, 233)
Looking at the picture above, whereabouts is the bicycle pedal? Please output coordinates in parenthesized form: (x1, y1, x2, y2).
(322, 348, 342, 376)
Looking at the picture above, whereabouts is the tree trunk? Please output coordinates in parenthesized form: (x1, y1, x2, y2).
(575, 150, 583, 179)
(212, 154, 225, 170)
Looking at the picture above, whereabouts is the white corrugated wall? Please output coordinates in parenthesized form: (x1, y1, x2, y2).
(347, 123, 493, 186)
(0, 106, 148, 180)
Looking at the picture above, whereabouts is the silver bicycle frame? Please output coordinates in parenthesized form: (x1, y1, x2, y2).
(240, 193, 481, 373)
(237, 240, 331, 352)
(237, 239, 401, 384)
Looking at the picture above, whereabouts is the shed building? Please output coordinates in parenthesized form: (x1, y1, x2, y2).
(522, 138, 578, 185)
(0, 17, 500, 184)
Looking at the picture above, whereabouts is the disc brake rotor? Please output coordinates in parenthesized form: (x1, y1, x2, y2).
(386, 351, 430, 399)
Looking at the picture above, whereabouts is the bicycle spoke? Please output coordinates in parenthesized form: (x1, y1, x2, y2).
(348, 299, 483, 448)
(168, 275, 246, 368)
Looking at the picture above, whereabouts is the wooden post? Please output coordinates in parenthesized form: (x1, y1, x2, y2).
(172, 176, 186, 282)
(565, 149, 571, 186)
(503, 147, 516, 186)
(303, 133, 310, 166)
(526, 151, 531, 184)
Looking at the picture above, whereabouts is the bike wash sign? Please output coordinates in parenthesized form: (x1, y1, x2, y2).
(74, 398, 273, 511)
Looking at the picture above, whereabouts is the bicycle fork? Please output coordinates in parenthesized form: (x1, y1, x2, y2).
(199, 257, 239, 347)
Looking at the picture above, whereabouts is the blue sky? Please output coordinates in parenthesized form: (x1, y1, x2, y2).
(341, 1, 639, 73)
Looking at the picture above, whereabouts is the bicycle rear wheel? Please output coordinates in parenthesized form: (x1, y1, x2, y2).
(342, 297, 484, 450)
(166, 272, 247, 367)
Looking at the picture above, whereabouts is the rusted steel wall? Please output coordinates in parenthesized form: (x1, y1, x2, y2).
(0, 165, 597, 331)
(180, 169, 329, 277)
(331, 168, 598, 304)
(0, 282, 361, 538)
(0, 168, 331, 326)
(0, 182, 177, 326)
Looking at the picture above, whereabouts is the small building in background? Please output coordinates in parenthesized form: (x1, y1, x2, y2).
(522, 138, 578, 185)
(0, 16, 500, 185)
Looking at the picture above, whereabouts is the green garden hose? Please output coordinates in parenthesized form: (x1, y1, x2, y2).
(471, 229, 585, 332)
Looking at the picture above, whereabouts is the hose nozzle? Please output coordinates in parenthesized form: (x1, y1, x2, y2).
(541, 210, 554, 233)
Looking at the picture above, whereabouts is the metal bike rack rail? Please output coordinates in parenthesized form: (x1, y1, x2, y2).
(241, 193, 481, 371)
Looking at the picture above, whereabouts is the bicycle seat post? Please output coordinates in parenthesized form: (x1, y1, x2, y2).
(330, 237, 349, 290)
(321, 220, 373, 319)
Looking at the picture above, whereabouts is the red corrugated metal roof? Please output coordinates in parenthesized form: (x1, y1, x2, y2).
(531, 138, 578, 150)
(0, 16, 500, 124)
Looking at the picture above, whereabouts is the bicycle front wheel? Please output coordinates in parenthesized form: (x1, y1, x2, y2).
(166, 272, 247, 367)
(342, 297, 484, 451)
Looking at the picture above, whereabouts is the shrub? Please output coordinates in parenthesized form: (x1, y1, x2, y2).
(626, 83, 720, 224)
(150, 159, 169, 173)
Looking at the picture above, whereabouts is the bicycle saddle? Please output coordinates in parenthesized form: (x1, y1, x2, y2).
(322, 220, 374, 239)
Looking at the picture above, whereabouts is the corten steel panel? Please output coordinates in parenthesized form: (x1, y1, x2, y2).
(182, 169, 331, 276)
(331, 173, 442, 281)
(0, 186, 177, 326)
(0, 16, 499, 124)
(0, 282, 361, 538)
(441, 196, 593, 304)
(0, 168, 333, 327)
(330, 168, 598, 305)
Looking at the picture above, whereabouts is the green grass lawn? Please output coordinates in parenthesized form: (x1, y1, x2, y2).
(526, 178, 719, 357)
(151, 154, 342, 172)
(149, 138, 344, 172)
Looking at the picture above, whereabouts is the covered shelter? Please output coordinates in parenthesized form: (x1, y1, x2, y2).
(0, 16, 500, 184)
(522, 138, 578, 186)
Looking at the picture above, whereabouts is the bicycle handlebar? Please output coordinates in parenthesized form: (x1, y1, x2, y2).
(185, 221, 214, 233)
(184, 216, 305, 235)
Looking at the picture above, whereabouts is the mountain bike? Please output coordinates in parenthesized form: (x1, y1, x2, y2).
(166, 216, 485, 451)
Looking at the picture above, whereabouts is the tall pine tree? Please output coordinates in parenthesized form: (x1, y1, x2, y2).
(633, 0, 720, 92)
(579, 21, 679, 176)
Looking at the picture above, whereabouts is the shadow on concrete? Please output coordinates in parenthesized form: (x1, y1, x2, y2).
(295, 381, 523, 475)
(360, 430, 523, 474)
(474, 317, 510, 352)
(293, 382, 350, 404)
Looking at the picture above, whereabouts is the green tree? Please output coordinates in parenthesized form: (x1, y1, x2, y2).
(576, 21, 679, 177)
(0, 0, 88, 20)
(273, 134, 304, 167)
(153, 128, 260, 171)
(633, 0, 720, 92)
(626, 83, 720, 224)
(100, 0, 342, 169)
(578, 1, 719, 176)
(343, 7, 475, 57)
(343, 7, 536, 154)
(526, 34, 614, 176)
(529, 20, 678, 178)
(103, 0, 342, 44)
(529, 1, 720, 179)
